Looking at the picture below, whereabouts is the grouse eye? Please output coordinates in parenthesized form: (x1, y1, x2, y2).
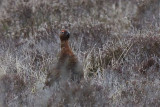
(61, 30, 65, 34)
(61, 31, 64, 34)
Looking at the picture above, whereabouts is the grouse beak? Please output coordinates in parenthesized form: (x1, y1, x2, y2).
(66, 31, 70, 36)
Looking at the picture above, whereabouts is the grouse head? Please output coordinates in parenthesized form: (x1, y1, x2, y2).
(59, 29, 70, 41)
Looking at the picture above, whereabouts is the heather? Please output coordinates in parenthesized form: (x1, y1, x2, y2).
(0, 0, 160, 106)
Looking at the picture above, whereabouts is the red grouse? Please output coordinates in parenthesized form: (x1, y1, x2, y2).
(45, 29, 84, 87)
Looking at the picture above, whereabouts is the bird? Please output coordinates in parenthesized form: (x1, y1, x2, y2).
(44, 29, 84, 87)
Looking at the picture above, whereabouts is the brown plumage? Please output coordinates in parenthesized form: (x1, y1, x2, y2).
(44, 29, 84, 87)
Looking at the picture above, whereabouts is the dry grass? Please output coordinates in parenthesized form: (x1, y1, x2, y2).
(0, 0, 160, 106)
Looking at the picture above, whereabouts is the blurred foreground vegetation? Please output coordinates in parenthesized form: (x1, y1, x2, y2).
(0, 0, 160, 106)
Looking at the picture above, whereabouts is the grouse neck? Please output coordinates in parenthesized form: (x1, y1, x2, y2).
(61, 40, 70, 50)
